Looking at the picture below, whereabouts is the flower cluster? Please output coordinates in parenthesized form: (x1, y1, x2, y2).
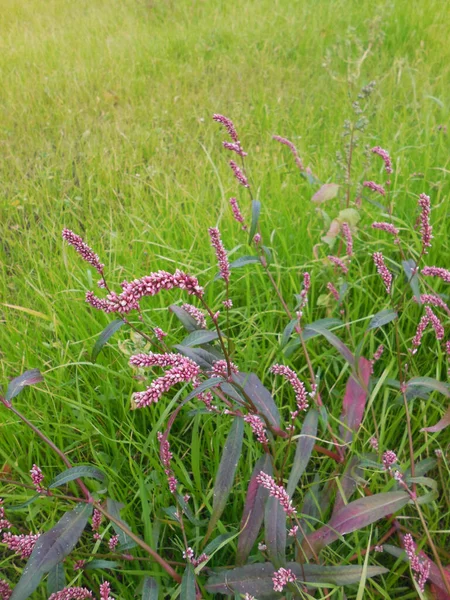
(244, 414, 268, 445)
(0, 579, 11, 600)
(419, 294, 450, 315)
(296, 272, 311, 318)
(273, 135, 304, 171)
(157, 432, 178, 493)
(211, 359, 239, 379)
(213, 114, 238, 142)
(341, 222, 353, 257)
(209, 227, 230, 283)
(229, 160, 249, 188)
(372, 222, 399, 238)
(382, 450, 398, 470)
(421, 266, 450, 284)
(99, 582, 114, 600)
(272, 567, 296, 592)
(62, 229, 104, 274)
(410, 306, 444, 354)
(418, 193, 432, 252)
(327, 255, 349, 275)
(369, 436, 379, 451)
(2, 532, 40, 559)
(92, 509, 102, 540)
(363, 181, 386, 196)
(373, 252, 392, 294)
(30, 464, 44, 493)
(271, 364, 308, 412)
(153, 327, 167, 341)
(48, 587, 93, 600)
(256, 471, 296, 517)
(229, 197, 247, 228)
(0, 499, 11, 532)
(371, 146, 393, 175)
(327, 282, 340, 302)
(108, 535, 119, 551)
(181, 303, 207, 328)
(403, 533, 431, 593)
(183, 547, 209, 567)
(371, 344, 385, 372)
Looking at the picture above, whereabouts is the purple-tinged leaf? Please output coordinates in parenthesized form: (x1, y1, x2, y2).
(174, 345, 222, 370)
(339, 357, 372, 444)
(248, 200, 261, 244)
(49, 465, 107, 489)
(169, 304, 203, 332)
(182, 377, 225, 404)
(5, 369, 43, 402)
(181, 329, 219, 347)
(312, 183, 339, 204)
(92, 319, 125, 362)
(236, 454, 272, 565)
(303, 323, 355, 367)
(287, 409, 318, 497)
(421, 406, 450, 433)
(10, 503, 93, 600)
(367, 308, 398, 330)
(402, 259, 421, 303)
(141, 576, 159, 600)
(408, 377, 450, 399)
(302, 491, 409, 558)
(106, 498, 137, 550)
(206, 417, 244, 539)
(331, 456, 363, 518)
(206, 562, 387, 595)
(233, 372, 281, 429)
(47, 563, 66, 597)
(180, 564, 196, 600)
(264, 496, 286, 568)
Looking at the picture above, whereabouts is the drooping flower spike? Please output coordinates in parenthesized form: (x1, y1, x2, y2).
(62, 229, 104, 274)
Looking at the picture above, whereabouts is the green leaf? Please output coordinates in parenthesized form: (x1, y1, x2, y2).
(304, 322, 355, 367)
(248, 200, 261, 243)
(229, 255, 261, 268)
(11, 503, 93, 600)
(206, 417, 244, 539)
(181, 329, 219, 347)
(49, 465, 107, 489)
(287, 409, 318, 497)
(367, 308, 398, 330)
(85, 559, 121, 570)
(92, 320, 125, 362)
(284, 318, 342, 357)
(281, 318, 298, 348)
(6, 369, 43, 402)
(141, 576, 159, 600)
(402, 259, 421, 302)
(169, 305, 203, 332)
(180, 564, 196, 600)
(6, 494, 40, 512)
(47, 563, 65, 597)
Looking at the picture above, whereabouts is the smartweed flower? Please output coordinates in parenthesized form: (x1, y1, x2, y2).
(181, 303, 207, 328)
(229, 197, 247, 229)
(372, 252, 392, 294)
(341, 222, 353, 257)
(273, 135, 304, 171)
(271, 364, 308, 412)
(209, 227, 230, 283)
(99, 582, 114, 600)
(48, 588, 93, 600)
(212, 114, 239, 142)
(30, 464, 44, 493)
(256, 472, 296, 517)
(62, 229, 104, 274)
(272, 567, 296, 592)
(2, 532, 40, 559)
(0, 579, 12, 600)
(363, 181, 386, 196)
(244, 414, 268, 445)
(421, 266, 450, 284)
(418, 193, 432, 252)
(419, 294, 450, 315)
(229, 160, 249, 187)
(371, 146, 393, 175)
(403, 534, 430, 593)
(372, 222, 399, 237)
(382, 450, 398, 470)
(327, 282, 340, 302)
(327, 255, 349, 275)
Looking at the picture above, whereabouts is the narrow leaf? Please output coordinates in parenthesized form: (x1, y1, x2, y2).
(339, 357, 372, 444)
(206, 562, 387, 595)
(264, 496, 286, 568)
(402, 259, 421, 302)
(11, 503, 93, 600)
(305, 323, 355, 367)
(180, 564, 196, 600)
(233, 373, 281, 429)
(302, 491, 409, 557)
(181, 329, 219, 347)
(6, 369, 43, 402)
(407, 377, 450, 399)
(182, 377, 225, 404)
(367, 308, 398, 330)
(236, 454, 272, 565)
(331, 456, 363, 518)
(248, 200, 261, 243)
(169, 305, 202, 332)
(174, 345, 222, 370)
(92, 320, 125, 362)
(206, 417, 244, 538)
(49, 466, 107, 489)
(106, 498, 137, 550)
(47, 563, 66, 597)
(312, 183, 339, 204)
(284, 318, 343, 357)
(85, 560, 121, 570)
(230, 255, 261, 268)
(281, 318, 298, 349)
(287, 409, 318, 497)
(141, 576, 159, 600)
(421, 406, 450, 433)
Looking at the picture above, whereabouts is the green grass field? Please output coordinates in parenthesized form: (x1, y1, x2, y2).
(1, 0, 450, 598)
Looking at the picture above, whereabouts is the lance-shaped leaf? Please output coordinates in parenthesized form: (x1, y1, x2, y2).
(169, 305, 203, 332)
(85, 559, 121, 570)
(106, 498, 137, 550)
(11, 503, 93, 600)
(304, 323, 355, 367)
(92, 319, 125, 362)
(180, 564, 196, 600)
(248, 200, 261, 243)
(182, 377, 225, 404)
(206, 562, 387, 595)
(49, 465, 107, 489)
(206, 417, 244, 539)
(233, 373, 281, 429)
(264, 496, 286, 568)
(47, 563, 66, 597)
(287, 409, 318, 497)
(5, 369, 43, 402)
(367, 308, 398, 330)
(302, 491, 409, 558)
(402, 259, 421, 303)
(339, 357, 372, 445)
(407, 377, 450, 399)
(284, 318, 343, 357)
(141, 576, 159, 600)
(174, 345, 222, 370)
(331, 456, 364, 518)
(230, 255, 261, 268)
(281, 318, 298, 348)
(236, 454, 272, 565)
(421, 405, 450, 433)
(181, 329, 219, 347)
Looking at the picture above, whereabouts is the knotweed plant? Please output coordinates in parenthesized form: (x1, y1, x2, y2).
(1, 99, 450, 599)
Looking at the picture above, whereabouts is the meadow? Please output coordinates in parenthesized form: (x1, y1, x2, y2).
(1, 0, 450, 598)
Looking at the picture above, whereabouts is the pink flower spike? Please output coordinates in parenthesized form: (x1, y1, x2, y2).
(419, 294, 450, 315)
(425, 306, 444, 340)
(2, 532, 40, 559)
(327, 255, 349, 275)
(382, 450, 398, 470)
(256, 472, 296, 517)
(0, 499, 11, 532)
(229, 197, 247, 228)
(0, 579, 12, 600)
(30, 464, 45, 493)
(181, 303, 207, 328)
(421, 266, 450, 284)
(85, 291, 114, 313)
(372, 222, 399, 237)
(273, 135, 304, 171)
(373, 252, 392, 294)
(153, 327, 167, 341)
(403, 533, 431, 593)
(341, 222, 353, 257)
(99, 582, 113, 600)
(244, 414, 269, 445)
(74, 559, 86, 570)
(371, 146, 393, 174)
(108, 535, 119, 551)
(272, 567, 296, 592)
(229, 160, 249, 187)
(271, 364, 308, 412)
(363, 181, 386, 196)
(410, 312, 430, 354)
(223, 299, 233, 309)
(418, 193, 433, 252)
(327, 282, 340, 302)
(62, 229, 104, 274)
(48, 587, 93, 600)
(209, 227, 230, 284)
(212, 114, 239, 142)
(253, 233, 262, 245)
(369, 436, 379, 451)
(211, 359, 239, 379)
(223, 141, 247, 157)
(92, 509, 102, 532)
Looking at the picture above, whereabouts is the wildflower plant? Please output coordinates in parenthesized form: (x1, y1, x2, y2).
(1, 97, 450, 599)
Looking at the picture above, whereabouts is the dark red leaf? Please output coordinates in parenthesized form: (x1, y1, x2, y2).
(339, 357, 372, 445)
